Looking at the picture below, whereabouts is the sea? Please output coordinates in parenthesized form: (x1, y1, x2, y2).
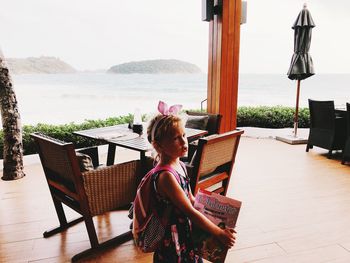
(8, 73, 350, 125)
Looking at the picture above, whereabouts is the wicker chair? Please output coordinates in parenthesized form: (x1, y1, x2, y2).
(31, 132, 142, 261)
(342, 103, 350, 164)
(186, 130, 243, 196)
(306, 99, 346, 158)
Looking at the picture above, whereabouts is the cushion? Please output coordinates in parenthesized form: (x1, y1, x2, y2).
(186, 111, 222, 135)
(185, 115, 209, 130)
(76, 152, 94, 172)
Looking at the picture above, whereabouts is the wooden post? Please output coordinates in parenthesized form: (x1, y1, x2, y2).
(207, 0, 242, 133)
(294, 79, 301, 137)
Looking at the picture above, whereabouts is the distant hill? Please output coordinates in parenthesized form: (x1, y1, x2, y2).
(6, 56, 77, 74)
(107, 59, 202, 74)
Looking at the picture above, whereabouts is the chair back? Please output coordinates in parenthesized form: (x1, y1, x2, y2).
(346, 103, 350, 136)
(189, 130, 243, 195)
(308, 99, 335, 130)
(186, 111, 222, 135)
(31, 132, 85, 199)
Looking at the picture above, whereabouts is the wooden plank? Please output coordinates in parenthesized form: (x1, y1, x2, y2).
(214, 5, 222, 115)
(207, 20, 214, 112)
(219, 0, 229, 132)
(225, 0, 235, 131)
(198, 172, 229, 189)
(230, 0, 241, 130)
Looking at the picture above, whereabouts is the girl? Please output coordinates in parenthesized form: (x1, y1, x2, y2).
(147, 103, 236, 263)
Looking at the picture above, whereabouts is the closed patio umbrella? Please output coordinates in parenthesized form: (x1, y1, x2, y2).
(287, 4, 315, 137)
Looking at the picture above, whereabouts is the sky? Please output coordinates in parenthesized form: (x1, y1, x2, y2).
(240, 0, 350, 74)
(1, 0, 350, 73)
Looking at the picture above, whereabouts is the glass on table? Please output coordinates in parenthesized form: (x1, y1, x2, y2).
(132, 108, 144, 136)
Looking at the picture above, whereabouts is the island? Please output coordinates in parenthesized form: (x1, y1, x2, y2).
(107, 59, 202, 74)
(6, 56, 77, 74)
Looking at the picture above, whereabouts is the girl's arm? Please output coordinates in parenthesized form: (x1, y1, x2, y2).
(157, 171, 235, 248)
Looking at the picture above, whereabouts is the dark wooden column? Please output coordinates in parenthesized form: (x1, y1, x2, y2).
(207, 0, 242, 133)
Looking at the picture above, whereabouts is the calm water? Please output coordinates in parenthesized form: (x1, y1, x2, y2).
(10, 73, 350, 125)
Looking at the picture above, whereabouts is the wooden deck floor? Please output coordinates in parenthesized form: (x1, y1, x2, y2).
(2, 137, 350, 262)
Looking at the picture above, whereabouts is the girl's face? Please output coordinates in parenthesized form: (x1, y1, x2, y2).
(158, 122, 188, 160)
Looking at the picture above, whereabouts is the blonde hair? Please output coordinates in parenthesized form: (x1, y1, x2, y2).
(147, 114, 182, 144)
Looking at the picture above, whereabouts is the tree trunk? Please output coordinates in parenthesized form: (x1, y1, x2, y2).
(0, 54, 25, 180)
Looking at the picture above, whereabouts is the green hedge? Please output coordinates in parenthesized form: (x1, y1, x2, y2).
(237, 106, 309, 128)
(0, 114, 134, 159)
(0, 106, 310, 158)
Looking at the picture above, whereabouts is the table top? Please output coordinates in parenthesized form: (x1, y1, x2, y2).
(74, 124, 208, 152)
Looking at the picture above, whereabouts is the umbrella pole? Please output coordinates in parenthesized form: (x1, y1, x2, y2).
(294, 79, 301, 137)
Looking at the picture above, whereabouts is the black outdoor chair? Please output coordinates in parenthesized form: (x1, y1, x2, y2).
(306, 99, 346, 158)
(342, 103, 350, 164)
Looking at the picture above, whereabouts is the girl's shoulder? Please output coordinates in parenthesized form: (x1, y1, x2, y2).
(152, 169, 178, 187)
(152, 170, 173, 204)
(151, 165, 182, 183)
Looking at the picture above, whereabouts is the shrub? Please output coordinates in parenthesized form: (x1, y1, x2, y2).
(237, 106, 309, 128)
(8, 114, 133, 159)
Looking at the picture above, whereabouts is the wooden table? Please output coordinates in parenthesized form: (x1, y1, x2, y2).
(74, 124, 208, 165)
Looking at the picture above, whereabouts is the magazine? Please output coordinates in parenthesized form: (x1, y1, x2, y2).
(192, 189, 242, 263)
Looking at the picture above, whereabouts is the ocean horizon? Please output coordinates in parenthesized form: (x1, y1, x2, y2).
(9, 72, 350, 125)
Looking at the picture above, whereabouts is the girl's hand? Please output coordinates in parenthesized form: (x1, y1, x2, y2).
(217, 228, 236, 248)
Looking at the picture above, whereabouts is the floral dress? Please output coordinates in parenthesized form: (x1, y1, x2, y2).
(152, 168, 203, 263)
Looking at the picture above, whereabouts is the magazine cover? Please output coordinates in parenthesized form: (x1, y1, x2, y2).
(192, 189, 242, 263)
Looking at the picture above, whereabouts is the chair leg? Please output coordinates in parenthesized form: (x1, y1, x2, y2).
(342, 154, 347, 165)
(44, 216, 84, 238)
(306, 144, 311, 152)
(44, 198, 85, 237)
(84, 215, 99, 248)
(327, 150, 332, 159)
(52, 198, 68, 226)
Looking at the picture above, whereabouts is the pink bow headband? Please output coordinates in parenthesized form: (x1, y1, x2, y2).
(157, 101, 182, 116)
(151, 101, 183, 141)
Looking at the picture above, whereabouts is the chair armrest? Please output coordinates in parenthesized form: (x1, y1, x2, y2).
(184, 162, 194, 179)
(186, 140, 198, 161)
(82, 159, 141, 216)
(184, 163, 199, 193)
